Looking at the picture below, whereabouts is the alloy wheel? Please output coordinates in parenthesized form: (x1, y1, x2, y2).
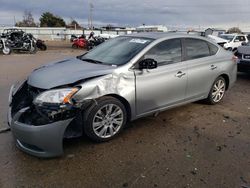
(212, 79, 226, 103)
(92, 104, 124, 138)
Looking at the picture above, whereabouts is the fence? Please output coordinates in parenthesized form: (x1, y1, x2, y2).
(0, 27, 137, 41)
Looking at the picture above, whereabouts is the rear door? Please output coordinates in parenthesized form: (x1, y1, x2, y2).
(183, 38, 219, 100)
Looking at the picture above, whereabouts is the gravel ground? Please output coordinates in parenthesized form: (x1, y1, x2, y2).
(0, 43, 250, 188)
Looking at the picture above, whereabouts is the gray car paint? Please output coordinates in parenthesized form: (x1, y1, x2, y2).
(73, 34, 236, 120)
(11, 107, 73, 158)
(28, 58, 116, 89)
(237, 45, 250, 55)
(9, 33, 237, 157)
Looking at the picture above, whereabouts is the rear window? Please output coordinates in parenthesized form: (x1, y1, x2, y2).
(207, 42, 219, 55)
(185, 39, 210, 60)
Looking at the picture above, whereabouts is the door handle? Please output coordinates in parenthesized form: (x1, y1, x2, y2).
(175, 71, 186, 78)
(211, 65, 217, 70)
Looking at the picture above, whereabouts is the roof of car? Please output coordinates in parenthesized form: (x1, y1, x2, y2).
(221, 33, 245, 36)
(127, 32, 203, 40)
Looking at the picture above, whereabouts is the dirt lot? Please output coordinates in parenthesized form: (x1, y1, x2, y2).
(0, 42, 250, 188)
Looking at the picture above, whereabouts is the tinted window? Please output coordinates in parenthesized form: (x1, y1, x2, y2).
(185, 39, 210, 60)
(235, 36, 246, 42)
(144, 39, 182, 65)
(207, 42, 219, 55)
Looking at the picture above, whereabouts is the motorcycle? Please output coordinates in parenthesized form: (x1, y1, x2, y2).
(2, 31, 37, 55)
(71, 33, 105, 50)
(87, 36, 105, 50)
(70, 34, 78, 42)
(35, 39, 47, 51)
(72, 35, 88, 49)
(0, 37, 11, 55)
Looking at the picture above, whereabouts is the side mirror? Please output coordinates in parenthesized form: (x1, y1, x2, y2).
(139, 58, 157, 70)
(234, 39, 240, 42)
(242, 42, 247, 46)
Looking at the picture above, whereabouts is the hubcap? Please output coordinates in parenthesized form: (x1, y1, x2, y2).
(212, 79, 225, 103)
(93, 104, 124, 138)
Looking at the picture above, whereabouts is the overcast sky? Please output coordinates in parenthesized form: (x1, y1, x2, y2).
(0, 0, 250, 29)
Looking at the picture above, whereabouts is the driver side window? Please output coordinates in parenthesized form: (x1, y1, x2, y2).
(144, 39, 182, 66)
(235, 36, 246, 42)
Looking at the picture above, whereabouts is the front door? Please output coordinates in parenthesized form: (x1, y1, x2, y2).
(134, 38, 187, 116)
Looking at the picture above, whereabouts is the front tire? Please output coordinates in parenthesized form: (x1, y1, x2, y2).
(232, 48, 237, 53)
(83, 97, 127, 142)
(29, 45, 37, 54)
(206, 76, 226, 105)
(2, 47, 11, 55)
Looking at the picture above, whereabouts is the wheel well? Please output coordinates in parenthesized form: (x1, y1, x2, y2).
(233, 48, 237, 52)
(220, 74, 230, 90)
(105, 94, 131, 122)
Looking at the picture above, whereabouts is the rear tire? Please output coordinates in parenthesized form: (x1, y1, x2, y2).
(205, 76, 226, 105)
(83, 97, 127, 142)
(40, 44, 47, 51)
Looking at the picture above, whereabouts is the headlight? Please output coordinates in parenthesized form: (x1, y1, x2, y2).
(34, 88, 79, 105)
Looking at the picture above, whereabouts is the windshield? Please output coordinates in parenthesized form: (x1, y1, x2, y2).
(220, 35, 234, 42)
(80, 36, 153, 66)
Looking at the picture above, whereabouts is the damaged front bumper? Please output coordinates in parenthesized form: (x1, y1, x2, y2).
(10, 107, 73, 158)
(8, 82, 83, 158)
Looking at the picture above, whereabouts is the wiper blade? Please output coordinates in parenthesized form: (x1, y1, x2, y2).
(80, 58, 103, 64)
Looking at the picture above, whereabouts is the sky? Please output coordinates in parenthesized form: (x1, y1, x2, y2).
(0, 0, 250, 30)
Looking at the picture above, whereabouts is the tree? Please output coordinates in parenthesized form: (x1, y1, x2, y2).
(39, 12, 66, 27)
(227, 27, 242, 34)
(15, 11, 37, 27)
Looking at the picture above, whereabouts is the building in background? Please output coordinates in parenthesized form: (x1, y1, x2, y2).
(205, 28, 226, 37)
(136, 25, 168, 32)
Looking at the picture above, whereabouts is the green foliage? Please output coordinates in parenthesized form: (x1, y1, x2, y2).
(40, 12, 66, 27)
(227, 27, 242, 34)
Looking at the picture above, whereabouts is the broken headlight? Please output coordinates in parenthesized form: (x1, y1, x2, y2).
(33, 88, 79, 105)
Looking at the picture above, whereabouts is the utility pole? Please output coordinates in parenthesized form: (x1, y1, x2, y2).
(89, 0, 94, 30)
(88, 0, 90, 29)
(14, 16, 16, 26)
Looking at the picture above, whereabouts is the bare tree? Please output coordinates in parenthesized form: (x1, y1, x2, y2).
(15, 11, 37, 27)
(227, 27, 242, 34)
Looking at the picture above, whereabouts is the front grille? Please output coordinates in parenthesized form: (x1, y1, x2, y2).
(243, 54, 250, 60)
(27, 85, 45, 100)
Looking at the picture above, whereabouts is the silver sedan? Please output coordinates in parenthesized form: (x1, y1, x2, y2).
(8, 33, 237, 157)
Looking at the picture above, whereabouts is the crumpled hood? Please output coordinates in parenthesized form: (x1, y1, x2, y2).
(237, 46, 250, 55)
(27, 58, 116, 89)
